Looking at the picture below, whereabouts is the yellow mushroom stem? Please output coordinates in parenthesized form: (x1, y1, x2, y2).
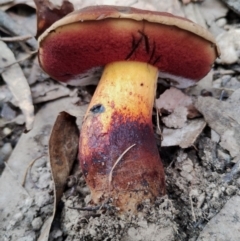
(79, 61, 165, 212)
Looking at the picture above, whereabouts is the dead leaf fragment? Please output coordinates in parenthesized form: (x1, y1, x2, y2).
(31, 80, 72, 104)
(49, 111, 79, 205)
(34, 0, 74, 38)
(156, 87, 200, 128)
(0, 40, 34, 130)
(221, 0, 240, 15)
(0, 9, 37, 49)
(216, 29, 240, 64)
(162, 119, 206, 148)
(162, 106, 188, 129)
(195, 94, 240, 157)
(38, 111, 79, 241)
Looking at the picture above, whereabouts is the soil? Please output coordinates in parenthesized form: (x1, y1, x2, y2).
(52, 133, 238, 241)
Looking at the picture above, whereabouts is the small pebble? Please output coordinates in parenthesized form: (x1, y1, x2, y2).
(3, 127, 12, 136)
(225, 185, 237, 196)
(182, 161, 193, 173)
(35, 192, 51, 207)
(51, 229, 63, 239)
(216, 18, 227, 28)
(32, 217, 43, 231)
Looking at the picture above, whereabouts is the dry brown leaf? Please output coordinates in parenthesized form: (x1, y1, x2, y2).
(49, 111, 79, 205)
(34, 0, 74, 38)
(37, 111, 79, 241)
(0, 40, 34, 130)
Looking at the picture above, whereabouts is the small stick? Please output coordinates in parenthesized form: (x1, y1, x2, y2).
(68, 203, 111, 212)
(108, 144, 136, 188)
(0, 34, 33, 42)
(22, 155, 45, 186)
(156, 109, 162, 139)
(68, 205, 101, 211)
(0, 50, 37, 74)
(189, 193, 196, 222)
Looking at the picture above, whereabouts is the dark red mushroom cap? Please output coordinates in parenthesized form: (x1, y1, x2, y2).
(38, 5, 220, 88)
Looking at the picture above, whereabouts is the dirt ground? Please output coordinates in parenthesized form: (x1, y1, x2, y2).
(1, 0, 240, 241)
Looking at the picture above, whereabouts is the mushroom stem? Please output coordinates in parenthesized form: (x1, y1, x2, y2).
(79, 61, 165, 212)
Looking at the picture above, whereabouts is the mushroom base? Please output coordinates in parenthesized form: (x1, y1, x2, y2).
(79, 61, 165, 212)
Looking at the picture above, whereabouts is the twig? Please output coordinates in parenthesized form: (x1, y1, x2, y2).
(68, 205, 101, 211)
(191, 144, 198, 151)
(189, 193, 196, 222)
(0, 34, 33, 42)
(4, 162, 30, 197)
(22, 155, 45, 186)
(108, 144, 136, 188)
(0, 50, 37, 74)
(156, 109, 163, 141)
(68, 203, 112, 212)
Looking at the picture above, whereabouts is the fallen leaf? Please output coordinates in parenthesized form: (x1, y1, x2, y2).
(162, 106, 188, 129)
(195, 92, 240, 157)
(49, 111, 79, 205)
(0, 9, 37, 49)
(199, 0, 228, 36)
(156, 87, 200, 128)
(185, 70, 235, 99)
(0, 40, 34, 130)
(31, 80, 72, 104)
(221, 0, 240, 16)
(34, 0, 74, 38)
(182, 2, 207, 28)
(161, 119, 206, 148)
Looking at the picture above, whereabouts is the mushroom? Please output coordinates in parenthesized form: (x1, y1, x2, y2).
(38, 5, 220, 212)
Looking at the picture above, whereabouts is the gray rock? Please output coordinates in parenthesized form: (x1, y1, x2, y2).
(197, 196, 240, 241)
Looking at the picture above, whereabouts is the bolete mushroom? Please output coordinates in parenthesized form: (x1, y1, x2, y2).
(38, 5, 220, 212)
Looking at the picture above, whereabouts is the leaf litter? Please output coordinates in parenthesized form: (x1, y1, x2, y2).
(1, 0, 240, 241)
